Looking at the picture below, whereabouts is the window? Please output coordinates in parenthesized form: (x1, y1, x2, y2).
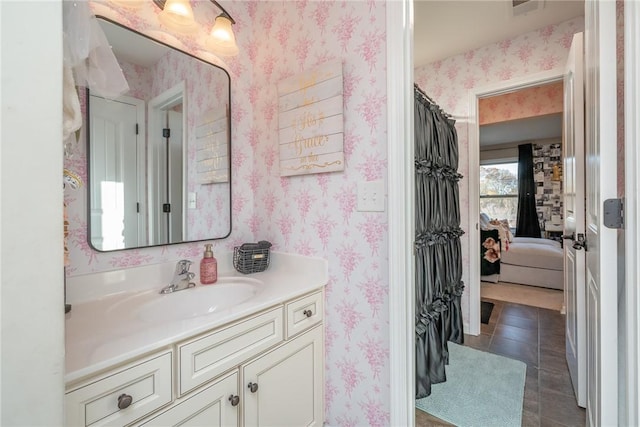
(480, 162, 518, 227)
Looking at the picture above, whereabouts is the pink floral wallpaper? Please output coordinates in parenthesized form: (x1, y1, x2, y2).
(415, 16, 585, 326)
(247, 1, 389, 424)
(479, 81, 563, 125)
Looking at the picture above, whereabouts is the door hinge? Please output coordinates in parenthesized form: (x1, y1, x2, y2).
(136, 202, 140, 213)
(603, 198, 623, 229)
(163, 203, 171, 213)
(163, 128, 171, 138)
(135, 123, 139, 135)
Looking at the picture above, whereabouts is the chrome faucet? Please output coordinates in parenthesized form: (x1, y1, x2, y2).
(160, 260, 196, 294)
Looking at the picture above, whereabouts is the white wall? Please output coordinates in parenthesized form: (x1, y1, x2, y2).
(0, 1, 65, 424)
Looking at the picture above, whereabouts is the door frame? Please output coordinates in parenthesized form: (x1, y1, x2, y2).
(624, 1, 640, 424)
(466, 67, 564, 335)
(386, 0, 415, 426)
(148, 81, 187, 245)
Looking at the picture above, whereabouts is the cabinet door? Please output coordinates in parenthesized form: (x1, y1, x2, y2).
(242, 326, 323, 427)
(139, 371, 239, 427)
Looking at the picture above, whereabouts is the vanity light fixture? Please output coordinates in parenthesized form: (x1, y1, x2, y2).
(153, 0, 239, 56)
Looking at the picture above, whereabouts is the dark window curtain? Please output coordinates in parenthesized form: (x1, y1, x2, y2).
(414, 85, 464, 399)
(515, 143, 541, 238)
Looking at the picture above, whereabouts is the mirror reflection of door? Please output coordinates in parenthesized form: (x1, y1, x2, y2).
(149, 83, 186, 246)
(89, 94, 145, 250)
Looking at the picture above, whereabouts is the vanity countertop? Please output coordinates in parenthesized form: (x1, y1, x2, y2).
(65, 252, 328, 385)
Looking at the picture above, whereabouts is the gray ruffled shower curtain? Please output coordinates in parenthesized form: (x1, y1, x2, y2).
(414, 85, 465, 399)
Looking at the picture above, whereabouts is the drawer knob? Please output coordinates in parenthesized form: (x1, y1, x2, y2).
(228, 395, 240, 406)
(117, 394, 133, 410)
(303, 309, 313, 318)
(248, 382, 259, 393)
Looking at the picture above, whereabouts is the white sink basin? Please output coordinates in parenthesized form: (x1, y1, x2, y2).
(135, 277, 262, 322)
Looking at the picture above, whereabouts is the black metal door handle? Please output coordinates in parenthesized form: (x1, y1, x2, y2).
(572, 233, 588, 251)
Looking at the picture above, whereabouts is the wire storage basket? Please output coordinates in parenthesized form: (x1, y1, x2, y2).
(233, 241, 272, 274)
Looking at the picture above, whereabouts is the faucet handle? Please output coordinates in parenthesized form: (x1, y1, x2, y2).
(176, 259, 192, 274)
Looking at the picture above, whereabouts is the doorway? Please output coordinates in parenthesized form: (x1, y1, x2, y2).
(467, 69, 565, 335)
(477, 82, 565, 312)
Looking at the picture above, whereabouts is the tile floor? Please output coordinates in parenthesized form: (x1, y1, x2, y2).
(415, 298, 586, 427)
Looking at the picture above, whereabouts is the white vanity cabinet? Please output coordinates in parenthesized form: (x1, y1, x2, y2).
(65, 289, 324, 427)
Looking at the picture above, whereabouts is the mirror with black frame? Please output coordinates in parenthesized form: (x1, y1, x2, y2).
(88, 18, 231, 252)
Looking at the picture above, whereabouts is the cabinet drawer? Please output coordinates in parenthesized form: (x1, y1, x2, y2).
(65, 351, 172, 427)
(285, 291, 323, 339)
(138, 371, 239, 427)
(178, 307, 283, 395)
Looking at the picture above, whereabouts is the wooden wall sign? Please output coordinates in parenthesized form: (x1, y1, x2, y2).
(195, 106, 229, 184)
(277, 61, 344, 177)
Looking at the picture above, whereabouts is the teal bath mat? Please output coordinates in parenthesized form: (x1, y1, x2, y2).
(415, 343, 526, 427)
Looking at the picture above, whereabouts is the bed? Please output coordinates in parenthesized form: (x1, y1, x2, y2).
(480, 214, 564, 290)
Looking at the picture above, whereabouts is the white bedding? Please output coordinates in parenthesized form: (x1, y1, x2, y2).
(500, 237, 564, 289)
(502, 237, 564, 271)
(480, 236, 565, 289)
(479, 214, 565, 289)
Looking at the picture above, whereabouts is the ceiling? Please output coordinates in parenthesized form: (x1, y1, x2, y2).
(479, 113, 562, 147)
(414, 0, 585, 66)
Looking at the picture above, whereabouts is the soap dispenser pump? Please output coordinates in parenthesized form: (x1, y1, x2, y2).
(200, 243, 218, 284)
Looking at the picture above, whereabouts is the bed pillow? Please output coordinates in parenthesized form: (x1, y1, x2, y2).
(479, 212, 491, 230)
(480, 229, 501, 275)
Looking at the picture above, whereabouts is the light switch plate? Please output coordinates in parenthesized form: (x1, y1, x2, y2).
(357, 180, 385, 212)
(188, 192, 197, 209)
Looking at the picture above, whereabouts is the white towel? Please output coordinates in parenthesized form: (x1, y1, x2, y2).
(62, 65, 82, 141)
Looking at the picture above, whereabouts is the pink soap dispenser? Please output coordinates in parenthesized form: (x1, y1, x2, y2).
(200, 244, 218, 284)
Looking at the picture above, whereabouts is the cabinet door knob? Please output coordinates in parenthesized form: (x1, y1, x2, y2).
(248, 382, 259, 393)
(228, 395, 240, 406)
(117, 394, 133, 410)
(303, 309, 313, 318)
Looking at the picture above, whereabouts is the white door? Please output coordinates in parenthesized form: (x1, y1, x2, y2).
(563, 32, 586, 408)
(584, 1, 618, 425)
(89, 95, 141, 250)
